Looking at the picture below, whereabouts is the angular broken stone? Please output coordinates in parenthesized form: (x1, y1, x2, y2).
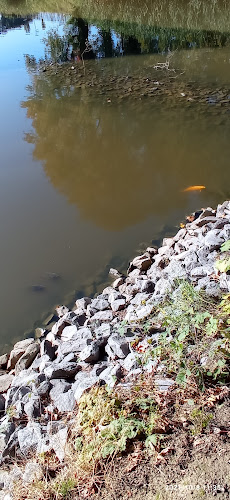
(98, 364, 121, 388)
(61, 325, 79, 342)
(204, 229, 224, 251)
(90, 310, 113, 322)
(112, 277, 125, 289)
(7, 339, 35, 370)
(15, 342, 40, 375)
(0, 374, 14, 393)
(129, 253, 152, 272)
(79, 341, 100, 363)
(106, 336, 130, 359)
(73, 372, 98, 402)
(0, 353, 9, 370)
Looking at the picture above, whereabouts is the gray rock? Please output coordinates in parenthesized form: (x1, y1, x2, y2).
(135, 301, 155, 320)
(0, 417, 15, 458)
(7, 339, 35, 370)
(75, 297, 91, 311)
(37, 380, 51, 397)
(48, 426, 68, 461)
(11, 370, 41, 388)
(101, 286, 114, 296)
(191, 216, 218, 228)
(0, 354, 9, 370)
(158, 245, 173, 257)
(44, 357, 80, 379)
(112, 277, 125, 289)
(94, 323, 111, 341)
(197, 247, 210, 266)
(220, 223, 230, 241)
(90, 310, 113, 322)
(51, 314, 72, 337)
(72, 310, 87, 327)
(109, 268, 122, 278)
(129, 254, 152, 272)
(99, 364, 121, 388)
(219, 273, 230, 292)
(216, 201, 229, 217)
(5, 386, 31, 410)
(130, 293, 150, 307)
(15, 342, 40, 375)
(90, 362, 108, 377)
(146, 263, 162, 283)
(0, 470, 10, 490)
(61, 325, 78, 342)
(50, 382, 75, 412)
(164, 260, 187, 282)
(0, 395, 5, 412)
(18, 422, 42, 456)
(79, 341, 100, 363)
(0, 375, 14, 394)
(173, 249, 191, 261)
(50, 379, 71, 392)
(110, 298, 126, 312)
(22, 461, 43, 483)
(1, 427, 19, 458)
(24, 395, 41, 420)
(205, 282, 222, 297)
(57, 340, 85, 360)
(57, 327, 93, 359)
(190, 266, 212, 279)
(108, 290, 122, 302)
(90, 297, 110, 312)
(73, 372, 98, 402)
(195, 277, 221, 297)
(128, 269, 141, 279)
(183, 251, 198, 271)
(138, 279, 155, 293)
(122, 353, 140, 372)
(143, 359, 158, 373)
(204, 229, 224, 251)
(56, 305, 69, 318)
(154, 278, 172, 297)
(146, 246, 157, 256)
(106, 336, 130, 359)
(40, 339, 56, 360)
(31, 354, 50, 372)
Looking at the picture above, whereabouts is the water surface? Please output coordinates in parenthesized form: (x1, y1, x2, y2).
(0, 7, 230, 352)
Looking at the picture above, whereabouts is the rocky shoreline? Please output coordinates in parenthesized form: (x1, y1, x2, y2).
(1, 200, 230, 494)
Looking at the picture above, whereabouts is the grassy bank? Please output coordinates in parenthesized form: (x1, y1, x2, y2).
(1, 0, 230, 32)
(9, 279, 230, 499)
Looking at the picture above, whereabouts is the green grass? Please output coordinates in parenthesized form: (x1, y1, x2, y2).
(140, 280, 230, 389)
(0, 0, 230, 33)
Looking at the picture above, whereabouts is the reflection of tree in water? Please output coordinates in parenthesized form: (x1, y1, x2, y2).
(42, 15, 230, 63)
(21, 72, 222, 230)
(0, 14, 32, 34)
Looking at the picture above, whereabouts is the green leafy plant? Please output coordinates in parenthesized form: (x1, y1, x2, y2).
(221, 240, 230, 252)
(55, 478, 76, 498)
(190, 409, 213, 435)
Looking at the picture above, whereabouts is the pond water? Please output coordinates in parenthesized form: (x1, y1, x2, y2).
(0, 4, 230, 353)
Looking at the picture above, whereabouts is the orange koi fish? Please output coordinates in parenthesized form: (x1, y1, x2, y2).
(183, 185, 206, 192)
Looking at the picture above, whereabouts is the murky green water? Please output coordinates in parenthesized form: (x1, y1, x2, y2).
(0, 5, 230, 352)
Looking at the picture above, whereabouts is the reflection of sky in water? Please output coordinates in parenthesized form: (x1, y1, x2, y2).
(88, 25, 123, 57)
(0, 17, 65, 70)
